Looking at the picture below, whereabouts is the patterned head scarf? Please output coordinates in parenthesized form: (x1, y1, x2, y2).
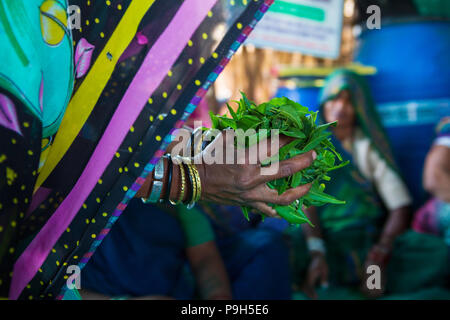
(319, 69, 401, 174)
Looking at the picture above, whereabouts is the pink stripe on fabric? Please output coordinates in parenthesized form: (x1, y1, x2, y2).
(9, 0, 217, 300)
(117, 203, 127, 211)
(100, 229, 110, 236)
(154, 150, 164, 158)
(136, 177, 147, 185)
(197, 88, 208, 98)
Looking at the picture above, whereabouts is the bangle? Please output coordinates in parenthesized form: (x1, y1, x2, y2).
(306, 237, 326, 255)
(190, 131, 195, 158)
(164, 155, 173, 203)
(142, 157, 164, 204)
(185, 164, 197, 208)
(169, 162, 186, 206)
(186, 164, 201, 209)
(190, 164, 201, 202)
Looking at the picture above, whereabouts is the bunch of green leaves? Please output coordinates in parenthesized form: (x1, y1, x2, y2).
(209, 93, 348, 226)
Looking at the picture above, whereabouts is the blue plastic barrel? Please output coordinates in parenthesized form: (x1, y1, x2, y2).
(355, 19, 450, 208)
(274, 86, 321, 112)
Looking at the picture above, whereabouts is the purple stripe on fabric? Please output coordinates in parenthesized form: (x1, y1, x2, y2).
(213, 65, 223, 74)
(96, 235, 106, 241)
(131, 183, 141, 191)
(26, 187, 52, 218)
(260, 4, 270, 13)
(237, 34, 247, 43)
(9, 0, 217, 300)
(191, 96, 202, 105)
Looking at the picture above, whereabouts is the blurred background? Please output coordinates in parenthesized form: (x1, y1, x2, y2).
(206, 0, 450, 211)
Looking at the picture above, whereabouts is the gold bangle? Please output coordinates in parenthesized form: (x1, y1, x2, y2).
(185, 164, 197, 206)
(190, 164, 202, 202)
(169, 163, 186, 205)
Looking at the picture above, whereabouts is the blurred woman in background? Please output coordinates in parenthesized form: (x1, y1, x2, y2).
(290, 70, 449, 299)
(413, 117, 450, 283)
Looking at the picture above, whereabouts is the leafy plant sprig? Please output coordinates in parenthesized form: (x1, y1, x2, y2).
(209, 93, 348, 225)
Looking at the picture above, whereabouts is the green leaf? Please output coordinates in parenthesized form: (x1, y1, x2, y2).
(307, 187, 346, 204)
(275, 205, 310, 225)
(220, 117, 237, 130)
(291, 171, 302, 188)
(302, 132, 332, 153)
(241, 91, 253, 109)
(280, 129, 306, 139)
(242, 206, 250, 221)
(326, 160, 350, 172)
(227, 103, 238, 120)
(278, 106, 303, 129)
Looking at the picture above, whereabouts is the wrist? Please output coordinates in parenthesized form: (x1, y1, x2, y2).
(378, 235, 396, 251)
(306, 236, 326, 256)
(310, 250, 326, 259)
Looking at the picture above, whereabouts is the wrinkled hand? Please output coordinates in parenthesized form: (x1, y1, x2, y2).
(302, 252, 329, 299)
(196, 130, 316, 218)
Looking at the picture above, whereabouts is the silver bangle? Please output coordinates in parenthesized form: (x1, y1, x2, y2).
(142, 158, 165, 204)
(154, 157, 164, 180)
(306, 237, 326, 255)
(142, 180, 163, 204)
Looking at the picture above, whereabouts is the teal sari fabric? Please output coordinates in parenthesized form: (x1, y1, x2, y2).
(0, 0, 74, 137)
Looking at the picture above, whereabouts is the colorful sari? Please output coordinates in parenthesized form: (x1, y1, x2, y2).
(412, 119, 450, 246)
(0, 0, 275, 300)
(289, 70, 449, 296)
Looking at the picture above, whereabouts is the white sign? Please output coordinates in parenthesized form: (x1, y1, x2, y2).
(248, 0, 344, 58)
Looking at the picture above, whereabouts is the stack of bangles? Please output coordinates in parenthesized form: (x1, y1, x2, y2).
(141, 154, 201, 209)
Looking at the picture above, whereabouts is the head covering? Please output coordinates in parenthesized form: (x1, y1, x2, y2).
(0, 0, 275, 300)
(318, 69, 400, 174)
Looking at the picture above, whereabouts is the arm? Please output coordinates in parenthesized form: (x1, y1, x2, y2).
(366, 145, 412, 262)
(302, 206, 323, 239)
(377, 205, 410, 250)
(300, 206, 329, 299)
(423, 145, 450, 202)
(136, 131, 315, 218)
(186, 241, 233, 300)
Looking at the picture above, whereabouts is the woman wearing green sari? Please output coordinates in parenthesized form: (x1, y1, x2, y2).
(290, 70, 449, 299)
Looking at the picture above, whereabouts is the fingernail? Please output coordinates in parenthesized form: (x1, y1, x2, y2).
(312, 150, 317, 161)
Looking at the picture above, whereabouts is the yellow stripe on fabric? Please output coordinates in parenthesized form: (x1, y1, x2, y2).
(34, 0, 156, 192)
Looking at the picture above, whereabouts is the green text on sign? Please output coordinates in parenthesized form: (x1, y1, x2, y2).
(269, 1, 325, 22)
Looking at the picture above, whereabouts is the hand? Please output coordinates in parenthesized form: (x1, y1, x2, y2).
(366, 243, 391, 267)
(302, 251, 329, 299)
(196, 130, 316, 218)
